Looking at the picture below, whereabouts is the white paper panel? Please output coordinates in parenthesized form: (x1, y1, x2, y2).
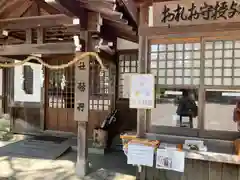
(224, 69, 232, 76)
(176, 52, 183, 59)
(176, 44, 183, 50)
(159, 44, 166, 51)
(205, 60, 212, 67)
(175, 78, 182, 84)
(234, 68, 240, 76)
(223, 78, 232, 85)
(175, 61, 183, 68)
(167, 52, 174, 59)
(151, 61, 157, 68)
(224, 59, 232, 67)
(184, 78, 191, 85)
(213, 78, 222, 85)
(193, 51, 200, 59)
(235, 41, 240, 48)
(168, 44, 174, 50)
(131, 60, 136, 66)
(175, 69, 182, 76)
(167, 78, 174, 85)
(214, 59, 222, 67)
(214, 50, 222, 58)
(167, 61, 174, 68)
(185, 43, 193, 50)
(151, 45, 158, 51)
(225, 41, 233, 49)
(205, 42, 213, 49)
(234, 59, 240, 67)
(131, 67, 136, 72)
(193, 69, 200, 76)
(151, 69, 157, 75)
(184, 52, 192, 59)
(158, 77, 165, 84)
(205, 69, 212, 76)
(234, 50, 240, 57)
(194, 43, 200, 50)
(159, 61, 165, 68)
(214, 69, 222, 76)
(214, 41, 223, 49)
(224, 50, 233, 58)
(167, 70, 174, 76)
(158, 69, 165, 76)
(205, 78, 212, 85)
(125, 61, 130, 66)
(193, 78, 200, 85)
(159, 53, 166, 60)
(184, 69, 191, 76)
(205, 51, 213, 58)
(234, 78, 240, 85)
(184, 61, 192, 68)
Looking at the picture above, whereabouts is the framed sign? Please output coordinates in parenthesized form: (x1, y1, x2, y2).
(129, 74, 155, 109)
(153, 0, 240, 27)
(127, 143, 155, 167)
(156, 149, 185, 172)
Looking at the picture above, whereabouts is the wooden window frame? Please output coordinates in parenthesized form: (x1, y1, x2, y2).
(117, 50, 138, 100)
(148, 35, 240, 141)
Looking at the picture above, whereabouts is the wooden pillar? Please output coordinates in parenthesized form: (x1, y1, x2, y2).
(137, 5, 149, 180)
(37, 27, 45, 131)
(137, 5, 149, 138)
(75, 31, 90, 177)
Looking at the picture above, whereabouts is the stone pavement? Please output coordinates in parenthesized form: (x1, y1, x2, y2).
(0, 151, 136, 180)
(0, 135, 136, 180)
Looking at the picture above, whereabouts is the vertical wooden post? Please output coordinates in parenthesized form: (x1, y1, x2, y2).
(137, 4, 149, 180)
(137, 5, 149, 138)
(75, 31, 90, 177)
(37, 27, 45, 131)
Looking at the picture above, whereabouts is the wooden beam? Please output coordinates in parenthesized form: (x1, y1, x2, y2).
(102, 21, 138, 43)
(139, 22, 240, 37)
(0, 14, 74, 30)
(88, 12, 102, 32)
(0, 42, 75, 56)
(0, 0, 28, 18)
(23, 0, 40, 16)
(119, 0, 137, 24)
(57, 0, 88, 29)
(35, 0, 60, 14)
(7, 0, 33, 18)
(44, 0, 75, 16)
(79, 1, 123, 19)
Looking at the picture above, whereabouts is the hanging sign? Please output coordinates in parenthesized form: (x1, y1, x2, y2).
(74, 56, 89, 121)
(156, 149, 185, 172)
(153, 0, 240, 27)
(127, 143, 155, 167)
(129, 74, 155, 109)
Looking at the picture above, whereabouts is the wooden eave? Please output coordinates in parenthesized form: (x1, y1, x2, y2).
(60, 0, 138, 42)
(0, 0, 138, 46)
(133, 0, 175, 6)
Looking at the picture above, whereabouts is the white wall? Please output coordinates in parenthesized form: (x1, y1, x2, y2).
(117, 38, 138, 50)
(14, 61, 42, 102)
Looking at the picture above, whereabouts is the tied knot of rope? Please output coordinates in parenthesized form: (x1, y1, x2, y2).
(0, 52, 106, 70)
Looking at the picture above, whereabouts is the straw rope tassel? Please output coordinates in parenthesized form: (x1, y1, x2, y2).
(0, 52, 106, 70)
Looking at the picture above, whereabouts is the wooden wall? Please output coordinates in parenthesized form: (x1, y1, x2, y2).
(115, 100, 137, 133)
(11, 103, 41, 133)
(146, 159, 239, 180)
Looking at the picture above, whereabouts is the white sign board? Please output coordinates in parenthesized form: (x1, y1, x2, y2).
(156, 149, 185, 172)
(127, 143, 155, 167)
(130, 74, 155, 109)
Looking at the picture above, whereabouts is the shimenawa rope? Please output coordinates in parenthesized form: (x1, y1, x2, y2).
(0, 52, 106, 70)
